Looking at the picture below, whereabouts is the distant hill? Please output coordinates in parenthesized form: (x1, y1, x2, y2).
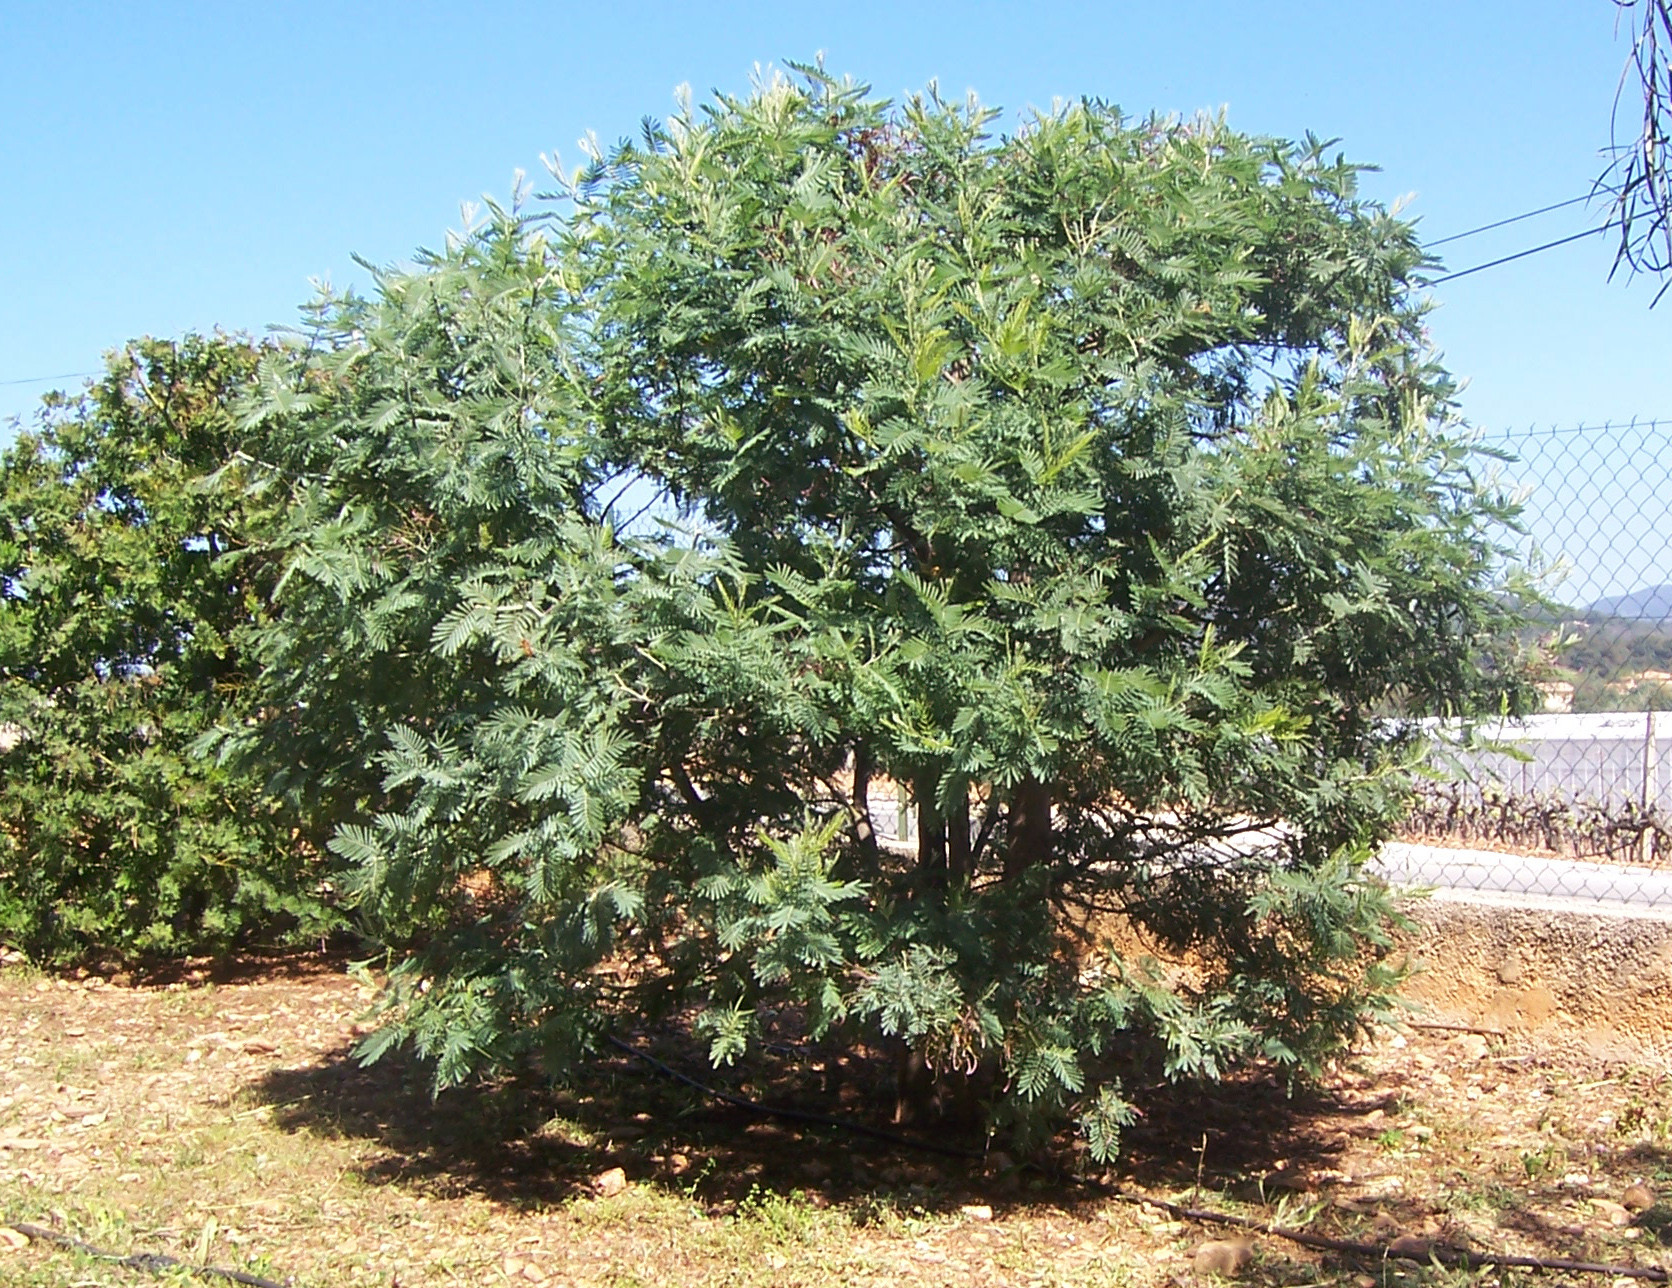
(1588, 584, 1672, 622)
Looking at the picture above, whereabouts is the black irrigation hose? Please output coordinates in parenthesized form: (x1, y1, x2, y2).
(1091, 1186, 1672, 1282)
(9, 1221, 288, 1288)
(610, 1036, 1671, 1281)
(605, 1033, 987, 1161)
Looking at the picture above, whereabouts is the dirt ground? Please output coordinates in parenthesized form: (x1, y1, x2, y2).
(2, 954, 1670, 1288)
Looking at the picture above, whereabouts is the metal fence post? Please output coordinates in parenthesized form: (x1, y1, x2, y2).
(1645, 709, 1660, 867)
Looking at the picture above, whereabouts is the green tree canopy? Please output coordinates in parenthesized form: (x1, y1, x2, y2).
(226, 69, 1533, 1157)
(0, 336, 339, 960)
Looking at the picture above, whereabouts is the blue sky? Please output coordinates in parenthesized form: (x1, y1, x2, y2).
(2, 1, 1669, 594)
(4, 1, 1665, 429)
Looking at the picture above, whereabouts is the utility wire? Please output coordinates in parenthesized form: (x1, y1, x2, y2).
(0, 370, 98, 387)
(1427, 191, 1613, 247)
(1427, 224, 1616, 284)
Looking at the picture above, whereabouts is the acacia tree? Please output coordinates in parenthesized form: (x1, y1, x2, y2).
(236, 72, 1533, 1157)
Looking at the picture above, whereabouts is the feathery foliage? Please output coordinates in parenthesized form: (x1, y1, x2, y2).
(219, 68, 1533, 1160)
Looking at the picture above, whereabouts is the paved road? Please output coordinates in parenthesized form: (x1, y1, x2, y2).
(1372, 841, 1672, 918)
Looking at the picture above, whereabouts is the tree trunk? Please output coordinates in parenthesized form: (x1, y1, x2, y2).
(947, 793, 971, 883)
(1004, 775, 1053, 881)
(845, 741, 880, 880)
(916, 779, 948, 887)
(893, 1039, 937, 1125)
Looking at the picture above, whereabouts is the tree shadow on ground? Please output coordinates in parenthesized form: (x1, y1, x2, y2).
(96, 944, 362, 989)
(249, 1029, 1385, 1218)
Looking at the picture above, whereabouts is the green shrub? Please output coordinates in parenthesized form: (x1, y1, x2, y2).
(0, 336, 340, 962)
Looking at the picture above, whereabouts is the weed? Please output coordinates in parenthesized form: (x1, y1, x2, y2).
(1520, 1143, 1565, 1180)
(734, 1185, 831, 1244)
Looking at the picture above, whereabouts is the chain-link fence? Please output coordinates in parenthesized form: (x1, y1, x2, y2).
(1390, 419, 1672, 911)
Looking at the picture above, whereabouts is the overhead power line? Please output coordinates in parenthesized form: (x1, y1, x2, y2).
(1427, 191, 1612, 247)
(0, 370, 98, 387)
(1427, 224, 1616, 285)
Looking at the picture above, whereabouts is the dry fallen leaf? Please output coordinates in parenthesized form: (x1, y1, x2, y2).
(0, 1226, 29, 1251)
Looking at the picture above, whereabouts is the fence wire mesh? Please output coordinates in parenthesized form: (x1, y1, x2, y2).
(1391, 419, 1672, 911)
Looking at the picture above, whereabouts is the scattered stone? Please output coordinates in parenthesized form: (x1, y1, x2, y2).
(1354, 1276, 1377, 1288)
(1623, 1182, 1656, 1212)
(1371, 1213, 1401, 1239)
(1452, 1034, 1489, 1061)
(1561, 1172, 1593, 1191)
(1192, 1239, 1254, 1278)
(503, 1254, 527, 1278)
(591, 1166, 628, 1198)
(242, 1039, 277, 1055)
(1590, 1199, 1631, 1228)
(960, 1204, 994, 1222)
(520, 1261, 549, 1283)
(1386, 1235, 1433, 1260)
(986, 1150, 1021, 1193)
(0, 1136, 45, 1151)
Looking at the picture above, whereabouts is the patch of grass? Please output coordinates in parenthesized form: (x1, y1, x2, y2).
(1517, 1142, 1565, 1181)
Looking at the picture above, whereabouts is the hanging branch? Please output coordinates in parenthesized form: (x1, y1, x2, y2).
(1607, 0, 1672, 301)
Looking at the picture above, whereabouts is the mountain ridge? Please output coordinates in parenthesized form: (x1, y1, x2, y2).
(1588, 583, 1672, 622)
